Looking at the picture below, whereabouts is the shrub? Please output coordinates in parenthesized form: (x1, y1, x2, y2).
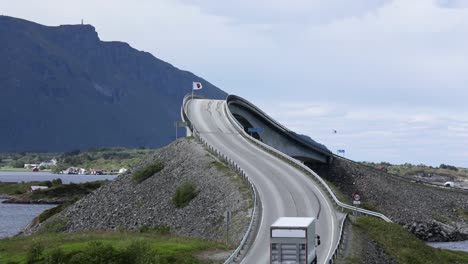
(119, 240, 155, 264)
(51, 178, 63, 186)
(172, 181, 198, 208)
(26, 242, 43, 264)
(132, 161, 164, 183)
(44, 248, 66, 264)
(69, 241, 117, 264)
(41, 217, 68, 233)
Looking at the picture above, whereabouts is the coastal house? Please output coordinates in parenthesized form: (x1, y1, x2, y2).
(29, 186, 48, 192)
(39, 159, 58, 168)
(24, 163, 40, 169)
(118, 168, 128, 174)
(90, 169, 104, 175)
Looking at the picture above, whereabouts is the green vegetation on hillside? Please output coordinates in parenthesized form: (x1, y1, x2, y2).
(53, 148, 159, 173)
(0, 180, 107, 203)
(132, 161, 164, 183)
(172, 182, 198, 208)
(0, 153, 58, 169)
(359, 161, 468, 180)
(0, 232, 220, 264)
(1, 148, 158, 173)
(354, 217, 468, 264)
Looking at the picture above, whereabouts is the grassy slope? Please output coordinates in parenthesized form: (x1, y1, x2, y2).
(0, 232, 221, 263)
(360, 162, 468, 180)
(354, 217, 468, 264)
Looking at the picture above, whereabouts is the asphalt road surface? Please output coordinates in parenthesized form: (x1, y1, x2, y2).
(187, 99, 341, 264)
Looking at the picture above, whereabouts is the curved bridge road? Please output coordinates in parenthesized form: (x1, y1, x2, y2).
(187, 99, 341, 264)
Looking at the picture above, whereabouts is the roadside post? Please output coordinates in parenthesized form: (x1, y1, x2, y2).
(352, 192, 361, 216)
(174, 121, 187, 139)
(225, 210, 231, 245)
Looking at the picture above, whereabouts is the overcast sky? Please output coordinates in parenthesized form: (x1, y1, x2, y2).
(2, 0, 468, 167)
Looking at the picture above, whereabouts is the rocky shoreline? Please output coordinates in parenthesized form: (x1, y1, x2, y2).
(1, 198, 63, 204)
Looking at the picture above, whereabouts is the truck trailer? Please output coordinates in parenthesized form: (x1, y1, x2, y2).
(270, 217, 320, 264)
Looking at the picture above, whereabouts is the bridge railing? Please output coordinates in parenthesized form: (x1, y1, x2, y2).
(182, 96, 259, 264)
(223, 100, 392, 263)
(223, 100, 392, 222)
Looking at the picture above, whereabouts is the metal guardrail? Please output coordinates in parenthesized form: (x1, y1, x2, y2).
(223, 100, 393, 262)
(181, 95, 259, 264)
(223, 101, 392, 223)
(182, 95, 393, 263)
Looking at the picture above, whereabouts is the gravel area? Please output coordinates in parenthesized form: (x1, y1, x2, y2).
(26, 138, 252, 243)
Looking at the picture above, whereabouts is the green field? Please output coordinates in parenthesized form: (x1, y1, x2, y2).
(0, 232, 224, 264)
(0, 167, 30, 172)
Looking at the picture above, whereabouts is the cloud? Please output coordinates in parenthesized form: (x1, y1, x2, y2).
(178, 0, 391, 24)
(438, 0, 468, 8)
(2, 0, 468, 166)
(258, 99, 468, 167)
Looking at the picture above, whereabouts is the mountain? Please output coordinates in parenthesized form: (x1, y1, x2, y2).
(0, 16, 227, 152)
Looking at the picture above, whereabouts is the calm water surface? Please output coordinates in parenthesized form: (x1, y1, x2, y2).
(0, 171, 116, 183)
(0, 172, 117, 238)
(0, 199, 56, 238)
(428, 240, 468, 252)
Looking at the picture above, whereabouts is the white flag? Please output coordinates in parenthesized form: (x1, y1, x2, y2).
(193, 82, 202, 90)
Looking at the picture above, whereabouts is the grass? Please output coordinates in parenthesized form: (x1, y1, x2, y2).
(132, 161, 164, 183)
(355, 216, 468, 264)
(0, 167, 30, 172)
(210, 161, 229, 173)
(0, 182, 34, 195)
(0, 181, 107, 203)
(172, 181, 198, 208)
(0, 232, 221, 264)
(456, 209, 468, 220)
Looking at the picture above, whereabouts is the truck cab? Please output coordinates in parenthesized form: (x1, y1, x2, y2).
(270, 217, 320, 264)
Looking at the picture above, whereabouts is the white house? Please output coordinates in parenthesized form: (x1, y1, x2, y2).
(30, 186, 49, 192)
(118, 168, 128, 174)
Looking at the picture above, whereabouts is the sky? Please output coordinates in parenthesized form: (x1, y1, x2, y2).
(2, 0, 468, 167)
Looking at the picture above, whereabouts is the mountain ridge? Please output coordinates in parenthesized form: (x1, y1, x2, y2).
(0, 15, 227, 152)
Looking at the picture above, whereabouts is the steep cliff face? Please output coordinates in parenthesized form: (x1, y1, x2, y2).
(0, 16, 226, 152)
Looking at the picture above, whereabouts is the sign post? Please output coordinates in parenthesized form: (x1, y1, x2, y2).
(225, 210, 231, 245)
(352, 192, 361, 216)
(174, 121, 187, 139)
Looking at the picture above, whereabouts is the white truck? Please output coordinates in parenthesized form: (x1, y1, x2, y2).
(270, 217, 320, 264)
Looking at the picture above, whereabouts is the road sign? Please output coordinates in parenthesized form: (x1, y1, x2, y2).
(353, 200, 361, 205)
(247, 127, 265, 133)
(352, 193, 361, 201)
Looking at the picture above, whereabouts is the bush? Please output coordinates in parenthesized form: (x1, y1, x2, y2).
(172, 181, 198, 208)
(26, 242, 43, 264)
(44, 248, 66, 264)
(41, 217, 68, 233)
(440, 164, 458, 171)
(51, 178, 63, 186)
(132, 161, 164, 183)
(119, 240, 156, 264)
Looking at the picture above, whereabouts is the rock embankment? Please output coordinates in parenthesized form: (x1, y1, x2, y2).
(26, 138, 252, 243)
(323, 157, 468, 242)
